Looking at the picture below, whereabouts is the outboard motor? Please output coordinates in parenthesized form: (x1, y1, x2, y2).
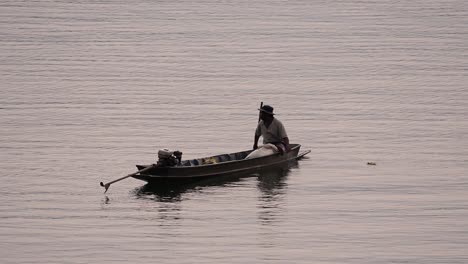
(157, 148, 183, 167)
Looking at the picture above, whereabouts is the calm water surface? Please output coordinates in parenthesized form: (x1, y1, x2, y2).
(1, 0, 467, 263)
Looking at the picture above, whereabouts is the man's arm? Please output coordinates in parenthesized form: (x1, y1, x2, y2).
(253, 134, 260, 150)
(283, 137, 290, 152)
(253, 122, 262, 150)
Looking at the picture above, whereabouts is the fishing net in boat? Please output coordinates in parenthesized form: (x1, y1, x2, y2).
(245, 143, 278, 159)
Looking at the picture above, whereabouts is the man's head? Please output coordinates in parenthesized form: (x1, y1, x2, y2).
(258, 105, 275, 121)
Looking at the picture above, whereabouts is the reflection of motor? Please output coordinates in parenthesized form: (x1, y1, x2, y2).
(157, 149, 183, 167)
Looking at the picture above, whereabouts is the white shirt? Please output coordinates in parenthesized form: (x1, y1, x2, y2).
(255, 118, 288, 144)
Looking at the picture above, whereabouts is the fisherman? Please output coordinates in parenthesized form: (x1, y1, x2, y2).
(252, 104, 290, 155)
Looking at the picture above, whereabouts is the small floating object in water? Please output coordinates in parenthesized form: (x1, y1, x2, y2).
(367, 162, 376, 166)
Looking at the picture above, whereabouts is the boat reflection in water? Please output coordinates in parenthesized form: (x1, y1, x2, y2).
(133, 160, 299, 203)
(256, 160, 298, 226)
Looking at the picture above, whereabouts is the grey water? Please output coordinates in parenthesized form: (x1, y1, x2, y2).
(1, 0, 467, 263)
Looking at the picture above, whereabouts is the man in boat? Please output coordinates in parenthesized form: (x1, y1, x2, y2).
(252, 104, 290, 156)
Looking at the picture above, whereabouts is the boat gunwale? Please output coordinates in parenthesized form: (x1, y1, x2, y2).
(180, 143, 300, 168)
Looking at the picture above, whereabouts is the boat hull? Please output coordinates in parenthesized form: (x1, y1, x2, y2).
(133, 144, 307, 186)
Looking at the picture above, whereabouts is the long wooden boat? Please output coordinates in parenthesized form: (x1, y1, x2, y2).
(133, 143, 310, 186)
